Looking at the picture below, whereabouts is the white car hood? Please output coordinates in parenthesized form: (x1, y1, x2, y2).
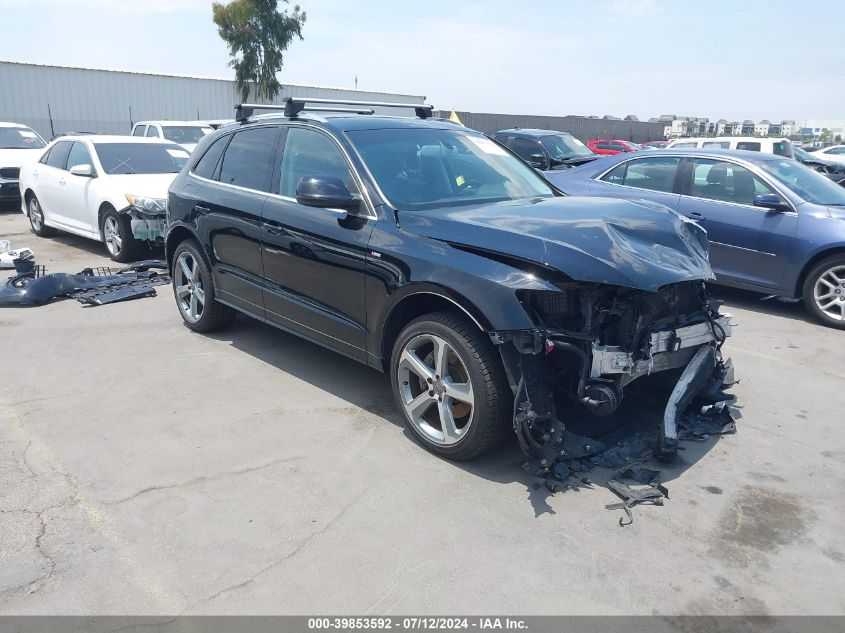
(0, 148, 44, 169)
(107, 173, 178, 204)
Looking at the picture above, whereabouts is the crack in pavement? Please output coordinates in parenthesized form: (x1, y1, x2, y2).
(101, 455, 303, 506)
(201, 489, 367, 605)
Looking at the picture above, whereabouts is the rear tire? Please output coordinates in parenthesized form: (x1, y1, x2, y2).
(802, 254, 845, 329)
(101, 207, 139, 263)
(27, 195, 57, 237)
(390, 311, 512, 460)
(172, 239, 236, 333)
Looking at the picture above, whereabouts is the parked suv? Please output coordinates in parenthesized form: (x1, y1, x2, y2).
(491, 129, 599, 170)
(165, 98, 734, 469)
(131, 121, 213, 152)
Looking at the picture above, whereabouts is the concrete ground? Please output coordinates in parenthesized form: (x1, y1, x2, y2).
(1, 210, 843, 616)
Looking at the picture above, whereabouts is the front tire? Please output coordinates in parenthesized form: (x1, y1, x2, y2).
(390, 311, 512, 460)
(101, 207, 139, 263)
(172, 239, 236, 333)
(803, 255, 845, 329)
(27, 195, 57, 237)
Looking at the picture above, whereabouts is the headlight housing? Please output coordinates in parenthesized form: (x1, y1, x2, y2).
(125, 194, 167, 215)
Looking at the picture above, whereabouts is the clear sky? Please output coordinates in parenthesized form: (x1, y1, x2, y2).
(0, 0, 841, 123)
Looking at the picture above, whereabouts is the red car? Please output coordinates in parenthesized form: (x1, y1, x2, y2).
(587, 139, 642, 155)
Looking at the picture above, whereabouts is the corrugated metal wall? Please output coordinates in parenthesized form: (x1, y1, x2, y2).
(0, 62, 426, 138)
(436, 110, 667, 143)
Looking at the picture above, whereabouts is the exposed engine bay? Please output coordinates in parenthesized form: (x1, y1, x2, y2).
(492, 279, 737, 482)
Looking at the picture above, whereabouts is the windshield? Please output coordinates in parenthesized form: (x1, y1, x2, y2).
(540, 134, 594, 160)
(0, 126, 46, 149)
(348, 129, 555, 210)
(793, 147, 814, 161)
(756, 158, 845, 206)
(161, 126, 212, 145)
(94, 143, 190, 175)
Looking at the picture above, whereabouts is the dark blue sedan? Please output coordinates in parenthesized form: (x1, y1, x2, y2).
(545, 149, 845, 328)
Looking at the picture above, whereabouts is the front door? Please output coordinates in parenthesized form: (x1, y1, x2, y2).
(62, 141, 98, 233)
(260, 125, 375, 362)
(591, 154, 682, 211)
(678, 157, 797, 288)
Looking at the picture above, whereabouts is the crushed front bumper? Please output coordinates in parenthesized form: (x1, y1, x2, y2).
(127, 214, 167, 242)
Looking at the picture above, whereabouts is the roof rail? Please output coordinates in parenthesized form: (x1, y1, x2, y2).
(235, 97, 433, 122)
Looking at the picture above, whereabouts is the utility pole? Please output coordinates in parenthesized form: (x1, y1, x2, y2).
(354, 74, 358, 89)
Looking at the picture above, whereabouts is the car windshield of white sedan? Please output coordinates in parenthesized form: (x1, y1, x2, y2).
(756, 158, 845, 206)
(0, 126, 46, 149)
(95, 143, 189, 174)
(348, 129, 555, 210)
(161, 126, 212, 145)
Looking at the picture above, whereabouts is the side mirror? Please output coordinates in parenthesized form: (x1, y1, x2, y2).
(295, 175, 360, 215)
(528, 153, 548, 170)
(753, 193, 791, 212)
(69, 164, 94, 177)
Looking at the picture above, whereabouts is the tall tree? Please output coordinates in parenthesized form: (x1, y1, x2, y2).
(212, 0, 306, 102)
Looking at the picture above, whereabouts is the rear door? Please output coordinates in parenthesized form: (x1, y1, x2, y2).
(37, 140, 73, 223)
(190, 126, 281, 316)
(677, 157, 796, 288)
(260, 125, 375, 361)
(590, 155, 682, 210)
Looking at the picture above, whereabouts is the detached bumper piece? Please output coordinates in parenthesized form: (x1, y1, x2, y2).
(0, 259, 170, 308)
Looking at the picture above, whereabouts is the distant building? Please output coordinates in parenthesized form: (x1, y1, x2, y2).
(780, 120, 798, 137)
(715, 119, 728, 135)
(755, 120, 770, 136)
(624, 114, 639, 121)
(741, 120, 755, 135)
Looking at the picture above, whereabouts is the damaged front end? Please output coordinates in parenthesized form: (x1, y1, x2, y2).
(123, 195, 167, 243)
(493, 279, 736, 480)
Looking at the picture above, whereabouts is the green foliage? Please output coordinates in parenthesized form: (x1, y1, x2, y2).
(212, 0, 306, 102)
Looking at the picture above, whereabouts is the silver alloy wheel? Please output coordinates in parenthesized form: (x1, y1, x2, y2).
(29, 198, 43, 231)
(814, 264, 845, 322)
(103, 216, 122, 256)
(397, 333, 475, 446)
(174, 251, 206, 323)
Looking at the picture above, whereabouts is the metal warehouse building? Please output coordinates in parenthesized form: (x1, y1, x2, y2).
(0, 61, 426, 138)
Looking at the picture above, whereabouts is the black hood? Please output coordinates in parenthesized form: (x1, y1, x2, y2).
(398, 196, 714, 292)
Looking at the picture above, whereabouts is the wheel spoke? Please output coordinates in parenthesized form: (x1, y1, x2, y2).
(189, 294, 198, 318)
(176, 284, 190, 298)
(400, 348, 434, 382)
(194, 286, 205, 304)
(443, 379, 473, 404)
(438, 401, 460, 444)
(179, 256, 192, 281)
(819, 277, 836, 290)
(406, 391, 434, 420)
(819, 298, 837, 310)
(191, 261, 201, 282)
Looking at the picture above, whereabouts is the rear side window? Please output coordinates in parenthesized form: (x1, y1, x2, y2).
(703, 141, 730, 149)
(192, 135, 229, 180)
(146, 126, 160, 138)
(218, 127, 280, 192)
(672, 141, 697, 148)
(132, 125, 146, 137)
(601, 156, 681, 193)
(736, 141, 761, 151)
(46, 141, 72, 169)
(772, 141, 793, 158)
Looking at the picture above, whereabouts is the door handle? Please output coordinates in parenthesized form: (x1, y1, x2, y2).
(193, 204, 210, 214)
(262, 220, 284, 236)
(688, 211, 704, 219)
(58, 178, 66, 186)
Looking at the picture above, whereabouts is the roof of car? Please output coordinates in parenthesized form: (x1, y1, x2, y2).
(134, 121, 212, 127)
(0, 121, 29, 129)
(493, 128, 568, 137)
(54, 135, 180, 145)
(233, 113, 476, 134)
(600, 147, 786, 162)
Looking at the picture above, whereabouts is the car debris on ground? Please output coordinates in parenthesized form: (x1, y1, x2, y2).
(0, 258, 171, 307)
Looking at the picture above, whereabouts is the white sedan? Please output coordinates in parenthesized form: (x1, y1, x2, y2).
(19, 135, 190, 262)
(810, 145, 845, 166)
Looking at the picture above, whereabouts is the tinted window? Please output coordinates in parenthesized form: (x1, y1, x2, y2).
(146, 126, 160, 138)
(594, 142, 612, 149)
(510, 138, 543, 161)
(66, 142, 93, 171)
(46, 141, 72, 169)
(218, 127, 280, 191)
(736, 141, 761, 151)
(132, 125, 146, 137)
(600, 156, 680, 193)
(755, 158, 845, 206)
(609, 143, 629, 152)
(162, 126, 212, 145)
(690, 159, 775, 205)
(703, 141, 730, 148)
(0, 126, 46, 149)
(192, 135, 229, 180)
(672, 142, 697, 148)
(279, 127, 355, 198)
(39, 147, 52, 165)
(349, 128, 554, 210)
(825, 147, 845, 155)
(95, 143, 189, 174)
(772, 141, 793, 158)
(540, 134, 593, 160)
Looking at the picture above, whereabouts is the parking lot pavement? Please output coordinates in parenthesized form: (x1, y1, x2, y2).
(1, 209, 843, 616)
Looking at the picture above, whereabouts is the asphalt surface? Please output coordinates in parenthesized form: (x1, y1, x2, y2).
(1, 210, 843, 616)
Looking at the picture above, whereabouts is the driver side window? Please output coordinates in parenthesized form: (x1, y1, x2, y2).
(66, 142, 93, 171)
(278, 127, 357, 198)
